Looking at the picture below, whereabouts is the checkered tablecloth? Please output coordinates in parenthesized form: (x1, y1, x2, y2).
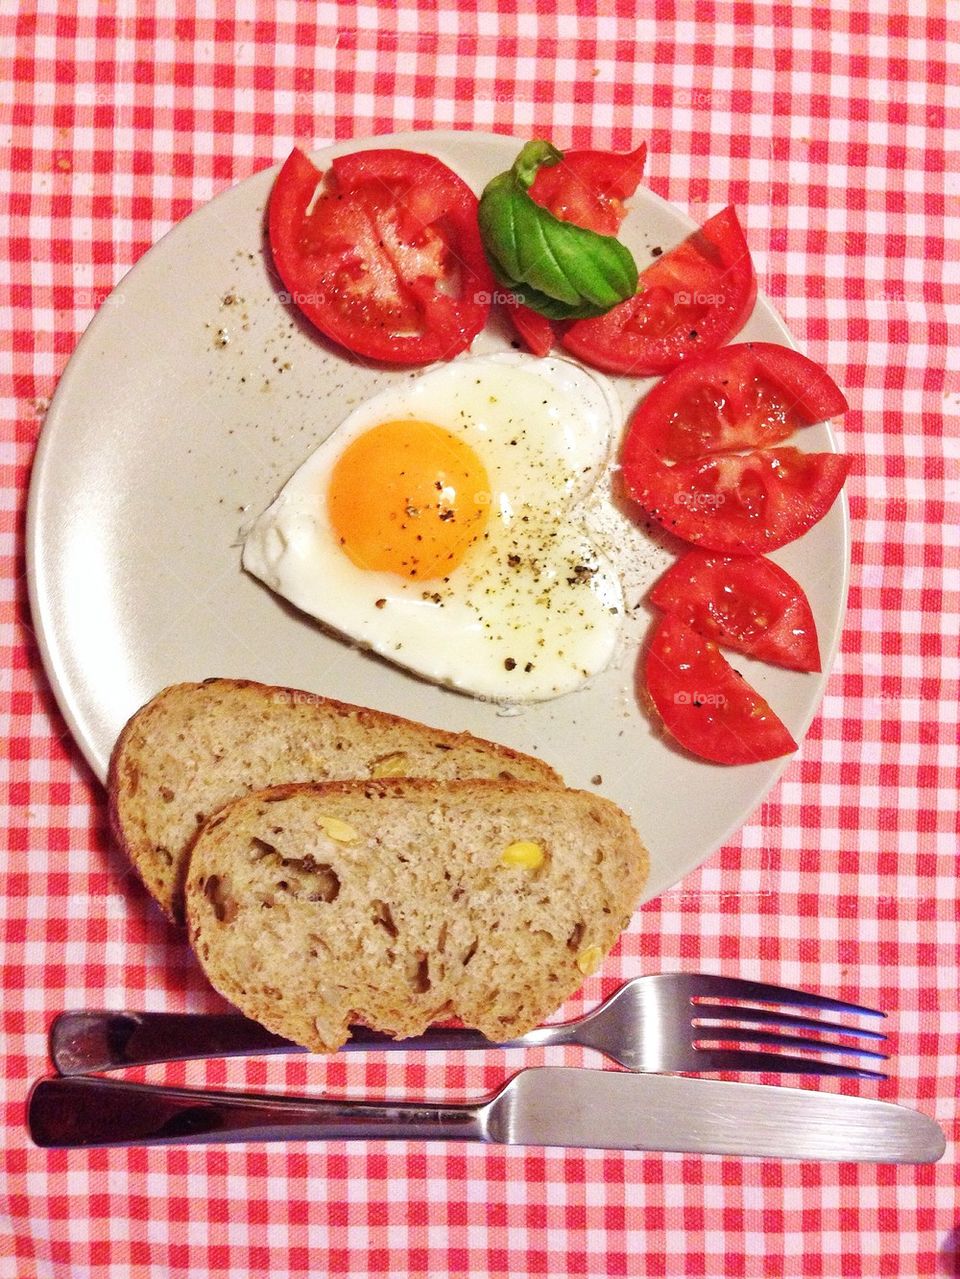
(2, 3, 957, 1277)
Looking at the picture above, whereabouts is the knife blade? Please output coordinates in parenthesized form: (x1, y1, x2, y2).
(497, 1069, 944, 1161)
(28, 1068, 944, 1161)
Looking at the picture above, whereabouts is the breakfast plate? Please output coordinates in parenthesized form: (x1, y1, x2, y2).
(26, 130, 849, 903)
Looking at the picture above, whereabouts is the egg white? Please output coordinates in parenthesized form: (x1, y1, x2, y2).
(242, 353, 625, 701)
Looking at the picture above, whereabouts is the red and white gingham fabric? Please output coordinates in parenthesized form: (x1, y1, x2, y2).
(2, 4, 958, 1277)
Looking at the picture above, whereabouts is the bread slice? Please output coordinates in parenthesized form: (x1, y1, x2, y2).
(109, 679, 562, 922)
(184, 778, 648, 1051)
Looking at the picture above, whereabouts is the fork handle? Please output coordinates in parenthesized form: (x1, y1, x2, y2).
(50, 1011, 570, 1075)
(50, 1011, 303, 1074)
(29, 1075, 488, 1148)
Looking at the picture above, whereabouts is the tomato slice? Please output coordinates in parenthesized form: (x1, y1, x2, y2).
(625, 444, 850, 555)
(504, 295, 554, 356)
(268, 147, 495, 365)
(645, 615, 797, 765)
(561, 206, 758, 376)
(527, 143, 647, 236)
(622, 343, 849, 466)
(649, 550, 820, 672)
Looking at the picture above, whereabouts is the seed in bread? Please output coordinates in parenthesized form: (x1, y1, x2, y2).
(184, 778, 648, 1051)
(108, 679, 562, 922)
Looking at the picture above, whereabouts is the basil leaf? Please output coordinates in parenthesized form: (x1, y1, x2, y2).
(504, 282, 614, 321)
(511, 139, 563, 189)
(478, 140, 638, 319)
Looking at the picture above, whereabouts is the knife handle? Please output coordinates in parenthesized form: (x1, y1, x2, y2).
(28, 1075, 489, 1149)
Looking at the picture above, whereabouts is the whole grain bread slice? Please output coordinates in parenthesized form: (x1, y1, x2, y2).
(109, 679, 562, 922)
(184, 777, 648, 1051)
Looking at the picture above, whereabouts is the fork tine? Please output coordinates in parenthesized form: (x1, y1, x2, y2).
(689, 1047, 888, 1080)
(684, 974, 884, 1018)
(692, 1003, 887, 1041)
(693, 1027, 888, 1060)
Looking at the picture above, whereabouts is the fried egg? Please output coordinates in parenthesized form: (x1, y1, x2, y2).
(242, 353, 624, 701)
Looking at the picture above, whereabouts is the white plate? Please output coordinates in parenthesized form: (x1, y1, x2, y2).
(27, 130, 848, 903)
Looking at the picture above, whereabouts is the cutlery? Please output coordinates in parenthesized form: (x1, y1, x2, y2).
(27, 1068, 943, 1161)
(50, 974, 888, 1079)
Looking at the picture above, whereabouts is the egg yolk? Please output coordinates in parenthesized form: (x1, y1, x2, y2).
(327, 420, 491, 580)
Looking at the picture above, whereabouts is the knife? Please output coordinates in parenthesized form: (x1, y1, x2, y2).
(27, 1068, 945, 1161)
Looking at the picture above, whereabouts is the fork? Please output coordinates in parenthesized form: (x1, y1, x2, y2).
(50, 973, 888, 1079)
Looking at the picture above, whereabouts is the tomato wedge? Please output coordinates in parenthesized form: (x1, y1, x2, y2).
(644, 614, 797, 765)
(625, 443, 850, 555)
(268, 147, 495, 365)
(504, 295, 554, 356)
(527, 143, 647, 236)
(561, 206, 757, 376)
(649, 550, 820, 672)
(623, 343, 849, 466)
(505, 142, 647, 355)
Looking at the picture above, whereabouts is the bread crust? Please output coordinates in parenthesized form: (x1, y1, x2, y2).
(184, 778, 648, 1051)
(108, 678, 562, 921)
